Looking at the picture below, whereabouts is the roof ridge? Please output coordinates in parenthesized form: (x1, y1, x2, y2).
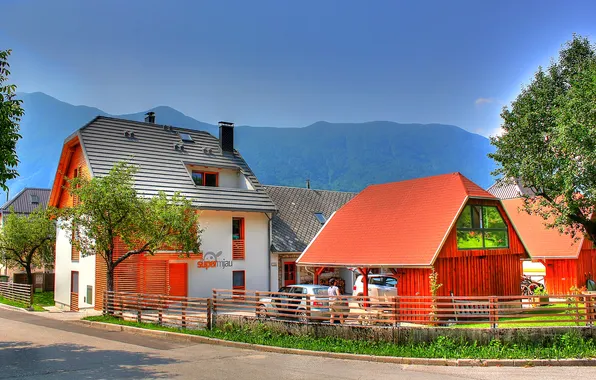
(94, 116, 215, 136)
(263, 184, 357, 194)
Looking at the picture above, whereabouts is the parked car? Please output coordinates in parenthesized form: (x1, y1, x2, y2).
(256, 284, 330, 322)
(353, 275, 398, 303)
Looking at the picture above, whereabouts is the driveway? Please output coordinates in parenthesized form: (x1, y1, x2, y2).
(1, 308, 596, 379)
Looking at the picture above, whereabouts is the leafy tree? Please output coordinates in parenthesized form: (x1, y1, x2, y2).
(61, 161, 202, 292)
(0, 206, 55, 284)
(490, 35, 596, 241)
(0, 49, 24, 191)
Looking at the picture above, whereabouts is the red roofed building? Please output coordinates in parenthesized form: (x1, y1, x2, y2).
(297, 173, 529, 298)
(501, 197, 596, 294)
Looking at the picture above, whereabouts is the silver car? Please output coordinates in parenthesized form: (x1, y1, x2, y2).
(256, 284, 330, 322)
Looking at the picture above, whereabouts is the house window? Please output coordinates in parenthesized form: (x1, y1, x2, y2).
(232, 218, 245, 260)
(192, 171, 218, 187)
(233, 270, 245, 290)
(456, 205, 508, 249)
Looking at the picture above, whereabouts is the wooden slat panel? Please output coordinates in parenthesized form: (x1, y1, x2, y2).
(232, 240, 245, 260)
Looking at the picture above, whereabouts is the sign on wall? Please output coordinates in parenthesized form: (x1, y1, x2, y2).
(197, 251, 233, 270)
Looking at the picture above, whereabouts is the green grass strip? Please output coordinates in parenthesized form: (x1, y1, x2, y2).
(84, 315, 596, 360)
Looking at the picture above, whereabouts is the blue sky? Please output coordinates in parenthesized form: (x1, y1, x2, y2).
(1, 0, 595, 136)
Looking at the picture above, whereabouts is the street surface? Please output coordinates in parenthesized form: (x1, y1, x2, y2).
(1, 307, 596, 379)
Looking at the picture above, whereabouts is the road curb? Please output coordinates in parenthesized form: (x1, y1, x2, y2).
(76, 320, 596, 367)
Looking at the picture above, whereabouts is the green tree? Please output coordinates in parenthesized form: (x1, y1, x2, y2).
(0, 206, 55, 284)
(0, 49, 24, 191)
(61, 161, 202, 292)
(490, 35, 596, 241)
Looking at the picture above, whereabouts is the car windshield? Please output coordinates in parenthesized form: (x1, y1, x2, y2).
(312, 287, 329, 295)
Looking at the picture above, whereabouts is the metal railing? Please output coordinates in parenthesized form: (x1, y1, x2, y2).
(0, 282, 33, 307)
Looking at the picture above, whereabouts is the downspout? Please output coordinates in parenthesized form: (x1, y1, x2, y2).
(265, 212, 273, 291)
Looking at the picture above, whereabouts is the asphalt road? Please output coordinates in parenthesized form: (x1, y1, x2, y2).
(2, 308, 596, 379)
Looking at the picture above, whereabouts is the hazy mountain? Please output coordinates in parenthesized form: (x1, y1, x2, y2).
(2, 92, 496, 201)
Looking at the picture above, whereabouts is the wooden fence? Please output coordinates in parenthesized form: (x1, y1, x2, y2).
(104, 291, 211, 329)
(13, 272, 55, 292)
(104, 289, 596, 329)
(0, 282, 33, 307)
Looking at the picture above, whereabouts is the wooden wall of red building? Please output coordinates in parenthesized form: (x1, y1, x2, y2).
(395, 200, 525, 298)
(544, 238, 596, 295)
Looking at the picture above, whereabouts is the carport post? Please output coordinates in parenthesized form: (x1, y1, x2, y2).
(358, 268, 370, 307)
(314, 267, 326, 284)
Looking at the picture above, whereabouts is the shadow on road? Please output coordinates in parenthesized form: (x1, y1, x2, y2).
(0, 340, 180, 379)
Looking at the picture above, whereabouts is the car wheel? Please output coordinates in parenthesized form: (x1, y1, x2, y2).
(297, 310, 308, 323)
(355, 293, 364, 308)
(256, 305, 268, 320)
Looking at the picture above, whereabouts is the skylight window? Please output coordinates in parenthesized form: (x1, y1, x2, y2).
(314, 212, 326, 225)
(178, 132, 193, 142)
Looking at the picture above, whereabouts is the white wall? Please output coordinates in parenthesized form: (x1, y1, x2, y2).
(54, 220, 96, 309)
(187, 210, 270, 298)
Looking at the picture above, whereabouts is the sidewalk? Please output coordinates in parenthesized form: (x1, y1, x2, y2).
(0, 302, 101, 321)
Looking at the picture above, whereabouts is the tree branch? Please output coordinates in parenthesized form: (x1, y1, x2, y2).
(112, 241, 152, 268)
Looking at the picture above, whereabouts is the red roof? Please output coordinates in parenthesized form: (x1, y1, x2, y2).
(297, 173, 496, 267)
(501, 198, 581, 259)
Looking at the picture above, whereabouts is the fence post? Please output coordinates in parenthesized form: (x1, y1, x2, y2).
(158, 295, 163, 326)
(207, 298, 213, 330)
(29, 284, 34, 309)
(182, 300, 187, 329)
(136, 293, 142, 323)
(588, 295, 594, 327)
(305, 294, 311, 325)
(212, 289, 217, 328)
(489, 296, 498, 329)
(392, 296, 400, 327)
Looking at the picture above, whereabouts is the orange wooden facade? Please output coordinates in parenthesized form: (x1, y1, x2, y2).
(394, 199, 526, 298)
(544, 238, 596, 294)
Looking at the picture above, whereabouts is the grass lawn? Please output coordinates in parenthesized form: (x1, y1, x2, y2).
(0, 291, 53, 312)
(455, 303, 588, 328)
(84, 315, 596, 359)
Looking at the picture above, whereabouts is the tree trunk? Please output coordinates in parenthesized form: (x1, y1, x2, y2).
(25, 264, 33, 285)
(107, 266, 115, 292)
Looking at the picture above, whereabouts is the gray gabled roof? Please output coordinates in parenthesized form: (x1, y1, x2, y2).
(487, 178, 536, 200)
(77, 116, 276, 212)
(0, 188, 50, 214)
(265, 185, 357, 252)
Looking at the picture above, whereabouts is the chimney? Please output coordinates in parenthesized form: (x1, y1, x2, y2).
(219, 121, 234, 153)
(306, 179, 311, 189)
(145, 111, 156, 123)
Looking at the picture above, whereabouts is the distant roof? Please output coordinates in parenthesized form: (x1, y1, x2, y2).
(501, 197, 581, 259)
(265, 186, 357, 253)
(297, 172, 497, 267)
(0, 188, 51, 214)
(487, 178, 535, 199)
(65, 116, 276, 212)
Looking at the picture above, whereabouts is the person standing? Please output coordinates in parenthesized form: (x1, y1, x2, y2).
(328, 279, 344, 324)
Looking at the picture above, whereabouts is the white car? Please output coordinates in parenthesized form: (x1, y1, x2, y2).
(353, 275, 398, 301)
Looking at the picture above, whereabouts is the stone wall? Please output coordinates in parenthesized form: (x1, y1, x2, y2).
(213, 314, 596, 345)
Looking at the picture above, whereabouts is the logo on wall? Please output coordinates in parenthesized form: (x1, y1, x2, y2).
(197, 251, 233, 270)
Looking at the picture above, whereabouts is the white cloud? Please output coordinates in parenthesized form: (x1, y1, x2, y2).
(475, 97, 496, 106)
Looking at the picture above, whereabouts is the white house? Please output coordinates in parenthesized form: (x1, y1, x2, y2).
(48, 114, 276, 311)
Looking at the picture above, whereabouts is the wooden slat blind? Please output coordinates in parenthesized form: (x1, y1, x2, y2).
(232, 240, 245, 260)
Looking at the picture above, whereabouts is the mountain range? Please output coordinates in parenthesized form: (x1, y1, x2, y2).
(3, 92, 497, 201)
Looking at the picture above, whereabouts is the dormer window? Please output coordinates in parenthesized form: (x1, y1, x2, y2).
(314, 212, 326, 225)
(179, 132, 193, 142)
(456, 205, 508, 249)
(192, 171, 218, 187)
(30, 194, 39, 204)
